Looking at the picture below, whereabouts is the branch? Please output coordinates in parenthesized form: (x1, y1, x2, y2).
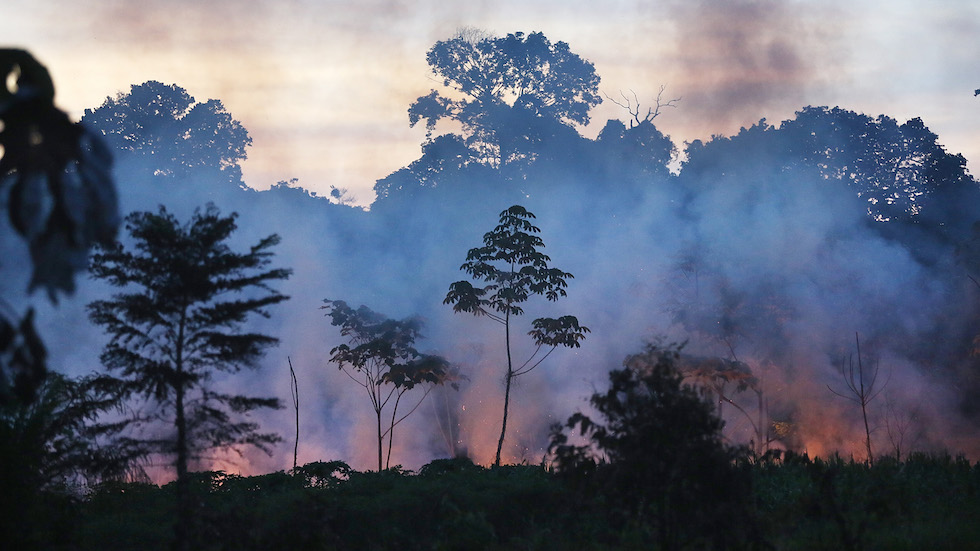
(603, 85, 681, 127)
(718, 393, 758, 434)
(340, 366, 367, 389)
(513, 345, 558, 377)
(969, 273, 980, 291)
(382, 385, 436, 438)
(826, 383, 862, 405)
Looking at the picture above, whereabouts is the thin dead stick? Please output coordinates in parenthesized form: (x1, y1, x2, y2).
(288, 356, 299, 470)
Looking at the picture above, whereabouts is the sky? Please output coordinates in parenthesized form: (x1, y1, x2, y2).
(3, 0, 979, 206)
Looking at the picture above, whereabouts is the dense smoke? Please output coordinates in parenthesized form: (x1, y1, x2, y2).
(4, 42, 979, 478)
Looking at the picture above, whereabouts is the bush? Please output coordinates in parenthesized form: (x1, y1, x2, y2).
(549, 343, 766, 550)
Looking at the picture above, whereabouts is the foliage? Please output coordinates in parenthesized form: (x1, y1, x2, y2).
(323, 300, 459, 471)
(0, 49, 119, 299)
(88, 204, 290, 468)
(549, 343, 761, 550)
(0, 49, 118, 407)
(677, 353, 773, 453)
(682, 106, 975, 231)
(87, 203, 289, 550)
(0, 303, 48, 406)
(753, 451, 980, 551)
(82, 81, 252, 189)
(52, 453, 980, 550)
(410, 29, 601, 167)
(0, 372, 142, 550)
(445, 205, 588, 466)
(0, 372, 142, 490)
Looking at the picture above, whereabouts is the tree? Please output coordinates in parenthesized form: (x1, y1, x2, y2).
(445, 205, 589, 466)
(548, 343, 757, 550)
(82, 81, 251, 189)
(87, 203, 290, 550)
(827, 333, 886, 464)
(409, 30, 601, 167)
(0, 48, 118, 405)
(0, 372, 145, 547)
(0, 371, 143, 489)
(322, 300, 458, 471)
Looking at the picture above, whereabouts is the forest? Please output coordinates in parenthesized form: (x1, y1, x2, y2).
(2, 29, 980, 550)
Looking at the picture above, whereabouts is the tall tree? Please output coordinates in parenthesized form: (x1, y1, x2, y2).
(322, 300, 457, 471)
(87, 203, 290, 550)
(445, 205, 589, 466)
(82, 81, 251, 189)
(409, 30, 601, 167)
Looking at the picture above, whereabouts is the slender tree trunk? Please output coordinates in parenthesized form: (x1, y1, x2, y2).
(856, 333, 874, 464)
(174, 313, 190, 551)
(495, 306, 513, 467)
(376, 406, 383, 472)
(757, 389, 766, 455)
(386, 392, 402, 470)
(289, 357, 298, 470)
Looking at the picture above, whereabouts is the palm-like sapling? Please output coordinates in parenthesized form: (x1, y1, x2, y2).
(445, 205, 589, 466)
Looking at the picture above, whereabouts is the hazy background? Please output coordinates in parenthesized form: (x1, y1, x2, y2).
(2, 0, 979, 478)
(3, 0, 978, 205)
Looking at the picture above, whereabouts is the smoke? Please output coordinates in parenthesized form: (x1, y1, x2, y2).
(660, 0, 842, 138)
(6, 69, 979, 480)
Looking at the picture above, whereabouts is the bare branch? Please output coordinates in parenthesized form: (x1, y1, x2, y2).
(513, 345, 558, 377)
(603, 85, 681, 128)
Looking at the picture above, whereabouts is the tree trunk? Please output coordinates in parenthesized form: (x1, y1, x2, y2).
(495, 307, 513, 467)
(289, 357, 298, 470)
(376, 407, 383, 472)
(856, 333, 874, 465)
(174, 381, 190, 551)
(174, 312, 190, 551)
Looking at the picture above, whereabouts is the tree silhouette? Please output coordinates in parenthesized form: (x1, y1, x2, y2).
(445, 205, 588, 466)
(410, 30, 601, 167)
(549, 343, 756, 550)
(827, 333, 886, 464)
(322, 300, 458, 471)
(82, 81, 251, 189)
(0, 371, 147, 548)
(87, 204, 289, 550)
(683, 106, 974, 226)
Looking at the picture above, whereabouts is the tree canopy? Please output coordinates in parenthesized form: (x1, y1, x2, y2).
(409, 30, 601, 167)
(82, 81, 251, 188)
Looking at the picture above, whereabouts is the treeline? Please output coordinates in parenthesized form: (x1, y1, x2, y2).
(4, 31, 980, 550)
(15, 442, 980, 549)
(9, 344, 980, 550)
